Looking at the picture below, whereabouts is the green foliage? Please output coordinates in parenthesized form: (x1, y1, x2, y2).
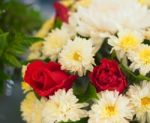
(120, 63, 150, 84)
(0, 31, 43, 93)
(0, 0, 43, 34)
(54, 18, 63, 29)
(0, 0, 44, 93)
(143, 39, 150, 45)
(59, 118, 88, 123)
(73, 76, 98, 102)
(95, 38, 112, 64)
(0, 32, 9, 56)
(0, 70, 9, 94)
(0, 31, 43, 67)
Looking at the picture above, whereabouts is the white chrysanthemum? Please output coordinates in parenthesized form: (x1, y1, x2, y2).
(21, 92, 45, 123)
(59, 37, 95, 76)
(61, 13, 78, 39)
(42, 89, 88, 123)
(108, 29, 143, 60)
(88, 91, 134, 123)
(74, 0, 150, 38)
(128, 44, 150, 75)
(127, 81, 150, 123)
(42, 28, 70, 61)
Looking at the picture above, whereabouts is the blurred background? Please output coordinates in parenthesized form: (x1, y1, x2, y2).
(0, 0, 55, 122)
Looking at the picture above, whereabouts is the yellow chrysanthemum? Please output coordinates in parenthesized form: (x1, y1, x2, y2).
(35, 17, 54, 38)
(27, 41, 43, 61)
(138, 0, 150, 7)
(21, 65, 27, 78)
(21, 92, 45, 123)
(60, 0, 75, 7)
(60, 0, 92, 8)
(21, 82, 32, 94)
(76, 0, 92, 7)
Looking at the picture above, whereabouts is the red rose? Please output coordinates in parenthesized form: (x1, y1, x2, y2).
(89, 58, 127, 93)
(24, 61, 77, 97)
(54, 2, 69, 23)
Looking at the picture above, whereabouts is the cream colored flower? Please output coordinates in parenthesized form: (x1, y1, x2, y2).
(74, 0, 150, 38)
(127, 81, 150, 123)
(21, 92, 45, 123)
(42, 28, 70, 61)
(143, 28, 150, 40)
(42, 89, 88, 123)
(89, 91, 134, 123)
(28, 41, 43, 61)
(128, 44, 150, 75)
(108, 29, 143, 60)
(59, 37, 95, 76)
(76, 0, 92, 8)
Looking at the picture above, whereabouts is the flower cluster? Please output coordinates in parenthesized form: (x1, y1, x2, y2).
(21, 0, 150, 123)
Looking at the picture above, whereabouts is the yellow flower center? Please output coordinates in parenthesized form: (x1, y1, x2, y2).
(119, 34, 139, 51)
(141, 97, 150, 107)
(139, 48, 150, 64)
(73, 52, 82, 61)
(105, 105, 117, 117)
(139, 0, 145, 4)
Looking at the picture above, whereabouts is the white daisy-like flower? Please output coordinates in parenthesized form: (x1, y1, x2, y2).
(108, 29, 143, 60)
(42, 89, 88, 123)
(127, 81, 150, 123)
(74, 0, 150, 38)
(128, 44, 150, 75)
(88, 91, 134, 123)
(42, 28, 70, 61)
(59, 37, 95, 76)
(61, 13, 78, 39)
(21, 92, 45, 123)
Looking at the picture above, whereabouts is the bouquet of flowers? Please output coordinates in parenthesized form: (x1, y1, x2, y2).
(21, 0, 150, 123)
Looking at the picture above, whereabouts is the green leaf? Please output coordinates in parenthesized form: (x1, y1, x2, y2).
(54, 18, 62, 29)
(95, 38, 112, 64)
(0, 70, 9, 94)
(130, 121, 139, 123)
(73, 77, 98, 102)
(143, 39, 150, 45)
(3, 53, 22, 68)
(120, 63, 150, 83)
(59, 118, 88, 123)
(0, 32, 9, 56)
(22, 36, 44, 47)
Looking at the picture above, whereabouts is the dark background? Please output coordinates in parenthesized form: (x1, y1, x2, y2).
(0, 0, 55, 123)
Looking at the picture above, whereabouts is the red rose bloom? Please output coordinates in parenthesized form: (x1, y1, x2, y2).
(89, 58, 127, 93)
(54, 2, 69, 23)
(24, 61, 77, 97)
